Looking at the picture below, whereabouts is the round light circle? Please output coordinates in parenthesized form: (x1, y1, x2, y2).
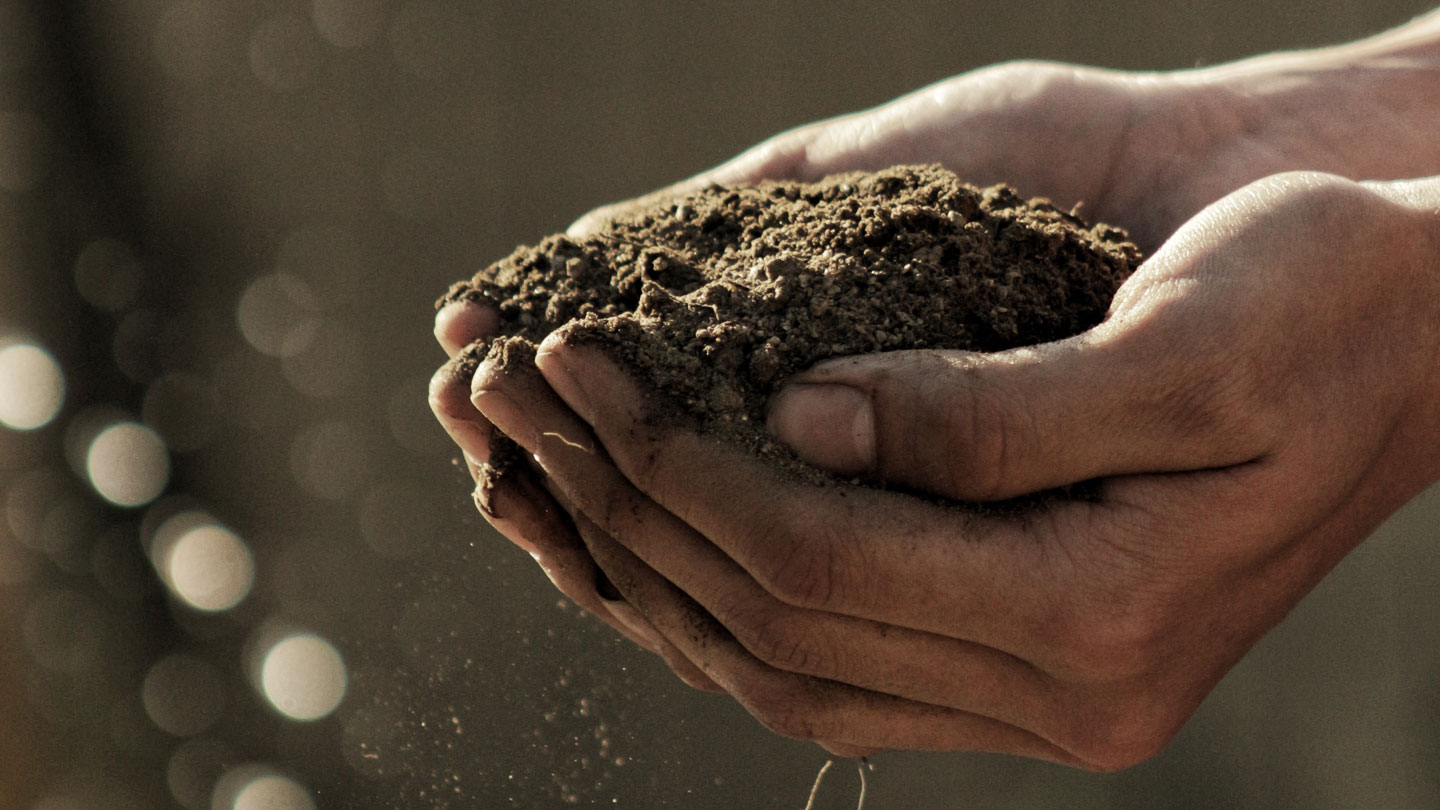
(85, 421, 170, 506)
(0, 343, 64, 430)
(260, 634, 347, 721)
(165, 525, 254, 612)
(232, 774, 315, 810)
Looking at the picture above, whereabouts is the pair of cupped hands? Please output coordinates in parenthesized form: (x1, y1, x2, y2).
(431, 59, 1440, 769)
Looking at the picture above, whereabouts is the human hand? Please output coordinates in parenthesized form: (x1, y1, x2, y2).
(430, 306, 727, 693)
(566, 44, 1440, 253)
(468, 171, 1440, 767)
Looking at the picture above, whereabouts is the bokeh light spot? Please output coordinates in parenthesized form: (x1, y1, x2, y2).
(260, 634, 347, 721)
(142, 654, 227, 736)
(213, 766, 315, 810)
(237, 273, 319, 358)
(85, 422, 170, 507)
(232, 774, 315, 810)
(164, 525, 255, 612)
(0, 342, 64, 430)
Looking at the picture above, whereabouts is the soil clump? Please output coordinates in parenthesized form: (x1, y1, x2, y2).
(440, 164, 1140, 491)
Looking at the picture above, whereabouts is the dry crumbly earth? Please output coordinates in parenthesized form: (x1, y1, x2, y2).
(440, 164, 1141, 492)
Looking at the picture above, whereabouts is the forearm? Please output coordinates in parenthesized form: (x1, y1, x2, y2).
(1178, 10, 1440, 181)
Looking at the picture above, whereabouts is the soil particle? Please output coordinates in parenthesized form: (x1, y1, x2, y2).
(441, 165, 1140, 492)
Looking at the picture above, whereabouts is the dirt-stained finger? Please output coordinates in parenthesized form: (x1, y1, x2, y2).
(434, 298, 501, 358)
(572, 510, 1081, 764)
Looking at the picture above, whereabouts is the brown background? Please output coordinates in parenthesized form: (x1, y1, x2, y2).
(1, 1, 1437, 808)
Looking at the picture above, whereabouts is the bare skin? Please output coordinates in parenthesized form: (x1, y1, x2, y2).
(431, 12, 1440, 768)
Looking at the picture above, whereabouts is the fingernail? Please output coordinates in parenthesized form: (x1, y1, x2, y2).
(535, 343, 593, 422)
(471, 385, 536, 448)
(767, 383, 875, 475)
(594, 567, 623, 602)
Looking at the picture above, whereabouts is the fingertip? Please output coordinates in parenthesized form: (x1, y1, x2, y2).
(430, 354, 495, 462)
(435, 299, 500, 357)
(534, 337, 614, 425)
(534, 330, 566, 357)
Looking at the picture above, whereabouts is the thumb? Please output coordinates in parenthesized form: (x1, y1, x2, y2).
(765, 330, 1270, 502)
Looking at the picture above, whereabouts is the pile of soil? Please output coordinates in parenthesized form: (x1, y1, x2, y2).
(440, 164, 1140, 490)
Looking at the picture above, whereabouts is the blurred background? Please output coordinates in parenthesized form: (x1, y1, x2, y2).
(1, 1, 1437, 808)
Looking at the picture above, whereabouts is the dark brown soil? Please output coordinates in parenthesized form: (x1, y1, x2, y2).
(441, 165, 1140, 490)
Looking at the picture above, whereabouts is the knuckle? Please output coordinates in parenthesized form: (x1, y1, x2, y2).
(1157, 347, 1276, 456)
(427, 361, 472, 417)
(1064, 692, 1181, 772)
(1111, 317, 1279, 460)
(756, 528, 840, 610)
(1050, 600, 1164, 684)
(735, 610, 835, 677)
(938, 374, 1023, 500)
(740, 683, 828, 742)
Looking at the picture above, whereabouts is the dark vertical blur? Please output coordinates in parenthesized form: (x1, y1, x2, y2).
(1, 2, 1437, 809)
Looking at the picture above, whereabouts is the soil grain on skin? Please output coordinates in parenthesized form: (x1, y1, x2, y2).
(441, 164, 1140, 485)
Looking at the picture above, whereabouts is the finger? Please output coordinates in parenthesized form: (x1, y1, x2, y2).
(481, 461, 722, 692)
(476, 353, 1065, 732)
(467, 348, 724, 692)
(529, 338, 1089, 653)
(428, 344, 495, 467)
(434, 298, 500, 358)
(476, 462, 646, 647)
(764, 314, 1275, 502)
(532, 470, 725, 694)
(571, 511, 1081, 764)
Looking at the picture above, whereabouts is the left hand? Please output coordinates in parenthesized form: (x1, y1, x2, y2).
(460, 172, 1440, 769)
